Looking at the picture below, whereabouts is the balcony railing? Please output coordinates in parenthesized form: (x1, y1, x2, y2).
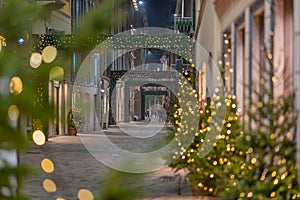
(174, 15, 193, 36)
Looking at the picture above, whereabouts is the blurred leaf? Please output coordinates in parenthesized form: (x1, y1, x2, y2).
(96, 171, 142, 200)
(38, 1, 66, 20)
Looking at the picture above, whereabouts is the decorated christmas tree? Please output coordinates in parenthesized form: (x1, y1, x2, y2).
(221, 66, 300, 200)
(168, 73, 248, 196)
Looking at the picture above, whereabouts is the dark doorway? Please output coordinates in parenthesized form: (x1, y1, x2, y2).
(140, 85, 169, 121)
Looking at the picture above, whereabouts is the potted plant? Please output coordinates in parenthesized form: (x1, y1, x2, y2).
(67, 109, 77, 136)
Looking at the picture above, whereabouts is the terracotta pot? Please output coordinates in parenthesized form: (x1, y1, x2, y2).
(69, 127, 77, 136)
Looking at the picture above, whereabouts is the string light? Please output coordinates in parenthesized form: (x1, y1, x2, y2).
(32, 34, 192, 59)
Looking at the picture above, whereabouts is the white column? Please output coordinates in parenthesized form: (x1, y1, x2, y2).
(182, 0, 184, 17)
(64, 82, 68, 134)
(244, 7, 252, 125)
(58, 83, 62, 135)
(264, 0, 274, 101)
(116, 82, 120, 122)
(294, 0, 300, 182)
(48, 81, 54, 136)
(231, 23, 237, 95)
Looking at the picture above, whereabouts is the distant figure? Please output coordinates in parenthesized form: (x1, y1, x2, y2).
(146, 109, 150, 121)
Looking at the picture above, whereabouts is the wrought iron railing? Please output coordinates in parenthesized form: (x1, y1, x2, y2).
(174, 16, 193, 35)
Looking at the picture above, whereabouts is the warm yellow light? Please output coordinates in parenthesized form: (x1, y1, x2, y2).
(43, 179, 56, 192)
(8, 105, 19, 121)
(77, 189, 94, 200)
(251, 158, 257, 164)
(0, 35, 6, 51)
(30, 53, 42, 68)
(10, 76, 23, 95)
(49, 66, 64, 81)
(32, 130, 46, 146)
(41, 158, 54, 173)
(270, 192, 276, 198)
(42, 46, 57, 63)
(268, 53, 273, 60)
(247, 192, 253, 198)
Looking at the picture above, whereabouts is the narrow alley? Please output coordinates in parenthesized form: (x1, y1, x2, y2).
(21, 122, 217, 200)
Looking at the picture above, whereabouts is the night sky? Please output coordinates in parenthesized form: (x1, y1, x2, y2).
(141, 0, 177, 64)
(144, 0, 177, 28)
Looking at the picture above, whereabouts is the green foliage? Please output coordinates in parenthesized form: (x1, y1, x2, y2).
(169, 85, 246, 196)
(0, 1, 45, 199)
(1, 0, 134, 199)
(72, 86, 84, 131)
(221, 77, 300, 199)
(0, 163, 31, 200)
(96, 171, 142, 200)
(67, 110, 76, 128)
(168, 55, 300, 199)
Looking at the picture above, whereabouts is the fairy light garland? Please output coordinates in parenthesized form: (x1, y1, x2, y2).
(32, 34, 192, 58)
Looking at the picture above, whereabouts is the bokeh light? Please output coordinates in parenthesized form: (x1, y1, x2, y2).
(10, 76, 23, 95)
(41, 158, 54, 173)
(42, 46, 57, 63)
(49, 66, 64, 81)
(30, 52, 42, 68)
(32, 130, 46, 146)
(0, 35, 6, 52)
(8, 105, 19, 121)
(17, 38, 25, 45)
(77, 189, 94, 200)
(42, 179, 56, 192)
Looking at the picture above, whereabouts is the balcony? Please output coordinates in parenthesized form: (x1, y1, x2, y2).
(174, 15, 193, 36)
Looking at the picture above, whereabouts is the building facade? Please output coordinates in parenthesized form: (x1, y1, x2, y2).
(194, 0, 300, 180)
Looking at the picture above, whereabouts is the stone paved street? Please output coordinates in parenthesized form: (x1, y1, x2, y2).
(20, 122, 218, 200)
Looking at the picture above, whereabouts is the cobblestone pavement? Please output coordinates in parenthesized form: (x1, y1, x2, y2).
(20, 122, 218, 200)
